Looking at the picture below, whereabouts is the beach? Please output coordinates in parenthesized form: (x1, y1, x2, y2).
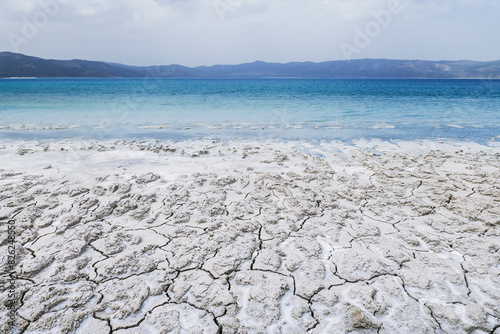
(1, 137, 499, 333)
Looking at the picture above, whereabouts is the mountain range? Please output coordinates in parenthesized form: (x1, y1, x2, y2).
(1, 52, 500, 79)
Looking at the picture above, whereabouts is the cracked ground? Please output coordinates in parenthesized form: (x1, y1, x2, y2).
(0, 139, 499, 333)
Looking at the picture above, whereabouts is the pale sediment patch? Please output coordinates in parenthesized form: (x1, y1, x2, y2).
(137, 125, 170, 129)
(0, 138, 499, 333)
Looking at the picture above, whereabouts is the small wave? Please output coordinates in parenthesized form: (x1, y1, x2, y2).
(45, 124, 81, 130)
(0, 124, 80, 130)
(372, 124, 395, 129)
(5, 77, 38, 79)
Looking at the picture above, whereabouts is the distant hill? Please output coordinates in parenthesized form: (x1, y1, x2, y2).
(1, 52, 500, 79)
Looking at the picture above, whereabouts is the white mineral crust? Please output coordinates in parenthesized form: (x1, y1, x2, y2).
(0, 138, 499, 333)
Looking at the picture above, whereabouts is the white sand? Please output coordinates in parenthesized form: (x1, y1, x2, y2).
(0, 138, 499, 333)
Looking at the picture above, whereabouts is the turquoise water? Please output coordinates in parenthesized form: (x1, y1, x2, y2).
(1, 78, 500, 142)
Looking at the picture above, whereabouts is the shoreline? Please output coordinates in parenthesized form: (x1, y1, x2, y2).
(1, 122, 499, 140)
(1, 138, 499, 333)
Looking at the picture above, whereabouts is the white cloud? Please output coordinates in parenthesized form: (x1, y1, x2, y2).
(0, 0, 498, 65)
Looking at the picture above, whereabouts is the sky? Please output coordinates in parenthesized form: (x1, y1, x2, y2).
(0, 0, 499, 67)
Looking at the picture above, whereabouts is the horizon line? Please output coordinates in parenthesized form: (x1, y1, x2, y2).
(2, 51, 500, 69)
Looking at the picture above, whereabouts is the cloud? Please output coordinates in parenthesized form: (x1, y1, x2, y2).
(0, 0, 498, 66)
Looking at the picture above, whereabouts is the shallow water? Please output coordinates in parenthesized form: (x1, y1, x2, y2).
(1, 78, 499, 142)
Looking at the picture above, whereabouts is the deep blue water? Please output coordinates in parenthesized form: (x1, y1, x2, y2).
(1, 78, 499, 142)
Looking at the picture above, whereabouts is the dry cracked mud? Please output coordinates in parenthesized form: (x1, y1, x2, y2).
(0, 139, 499, 333)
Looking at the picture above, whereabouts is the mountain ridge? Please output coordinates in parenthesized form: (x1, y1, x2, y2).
(1, 52, 500, 79)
